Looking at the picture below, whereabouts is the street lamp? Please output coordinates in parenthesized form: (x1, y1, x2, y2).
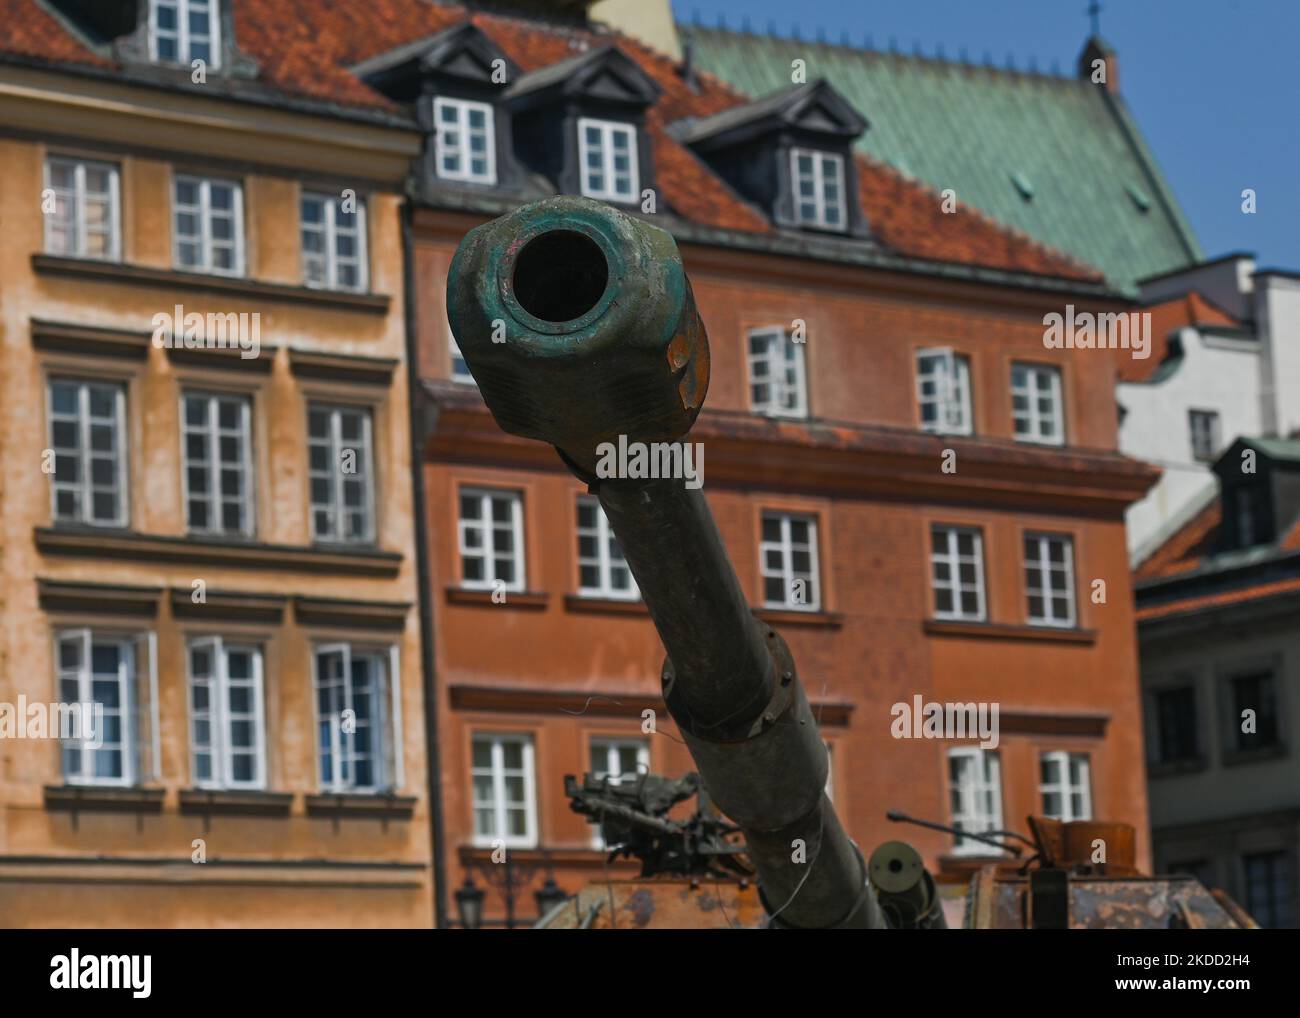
(534, 875, 569, 919)
(454, 874, 485, 930)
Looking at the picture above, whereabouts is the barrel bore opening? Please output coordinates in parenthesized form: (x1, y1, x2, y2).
(512, 230, 609, 323)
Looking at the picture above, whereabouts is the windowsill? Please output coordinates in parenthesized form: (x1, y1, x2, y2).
(304, 793, 417, 820)
(1221, 744, 1288, 768)
(31, 254, 391, 313)
(754, 606, 844, 629)
(458, 844, 631, 867)
(179, 788, 293, 817)
(564, 593, 648, 615)
(1147, 756, 1210, 779)
(923, 619, 1097, 644)
(445, 587, 548, 609)
(44, 785, 165, 814)
(35, 526, 402, 577)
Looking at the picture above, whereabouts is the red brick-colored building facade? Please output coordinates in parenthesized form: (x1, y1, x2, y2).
(395, 6, 1158, 924)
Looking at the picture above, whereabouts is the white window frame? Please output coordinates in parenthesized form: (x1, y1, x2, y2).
(824, 741, 834, 800)
(180, 391, 254, 537)
(471, 733, 538, 849)
(458, 488, 525, 592)
(149, 0, 221, 68)
(48, 378, 129, 528)
(433, 97, 497, 185)
(760, 511, 821, 611)
(301, 191, 369, 293)
(916, 348, 973, 435)
(589, 737, 649, 847)
(948, 747, 1004, 855)
(748, 326, 808, 419)
(1023, 532, 1077, 628)
(1188, 408, 1220, 463)
(577, 117, 639, 203)
(1039, 750, 1092, 821)
(313, 643, 397, 794)
(308, 403, 376, 544)
(790, 148, 847, 231)
(44, 156, 121, 261)
(186, 636, 266, 791)
(172, 174, 244, 276)
(449, 332, 475, 385)
(930, 525, 987, 622)
(56, 629, 137, 787)
(1011, 362, 1064, 445)
(576, 495, 638, 601)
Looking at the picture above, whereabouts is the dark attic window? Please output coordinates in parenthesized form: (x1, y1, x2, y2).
(52, 0, 259, 78)
(669, 79, 869, 237)
(147, 0, 221, 68)
(791, 148, 847, 231)
(503, 44, 661, 207)
(352, 22, 520, 193)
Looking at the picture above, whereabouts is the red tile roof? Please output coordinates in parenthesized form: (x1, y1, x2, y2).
(1118, 291, 1242, 383)
(0, 0, 1100, 280)
(1137, 573, 1300, 623)
(1134, 497, 1221, 581)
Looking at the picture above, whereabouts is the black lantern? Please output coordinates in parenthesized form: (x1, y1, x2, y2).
(455, 874, 486, 930)
(533, 875, 569, 920)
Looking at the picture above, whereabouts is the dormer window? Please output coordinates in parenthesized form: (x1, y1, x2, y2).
(578, 119, 639, 203)
(792, 149, 846, 231)
(435, 98, 496, 185)
(149, 0, 220, 68)
(672, 80, 868, 237)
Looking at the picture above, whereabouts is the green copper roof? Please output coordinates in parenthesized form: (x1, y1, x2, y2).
(679, 27, 1202, 293)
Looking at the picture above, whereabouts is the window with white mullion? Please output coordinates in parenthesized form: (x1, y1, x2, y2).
(57, 628, 136, 787)
(1011, 362, 1064, 445)
(589, 737, 649, 847)
(173, 174, 243, 276)
(181, 392, 253, 537)
(44, 156, 121, 260)
(1039, 750, 1092, 821)
(149, 0, 220, 68)
(308, 404, 375, 544)
(760, 511, 821, 610)
(187, 636, 266, 790)
(314, 644, 389, 793)
(791, 148, 846, 230)
(1023, 532, 1076, 627)
(458, 488, 525, 591)
(748, 327, 808, 418)
(576, 495, 638, 600)
(448, 332, 475, 384)
(471, 733, 537, 848)
(930, 525, 986, 621)
(301, 192, 368, 292)
(948, 747, 1004, 855)
(48, 378, 128, 527)
(578, 118, 638, 202)
(434, 97, 497, 184)
(916, 348, 972, 435)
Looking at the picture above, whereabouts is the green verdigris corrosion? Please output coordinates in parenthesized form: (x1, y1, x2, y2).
(446, 196, 710, 473)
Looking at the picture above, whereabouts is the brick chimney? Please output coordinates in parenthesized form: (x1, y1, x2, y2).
(1078, 36, 1119, 94)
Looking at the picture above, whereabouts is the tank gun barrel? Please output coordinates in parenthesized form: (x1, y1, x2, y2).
(447, 197, 881, 928)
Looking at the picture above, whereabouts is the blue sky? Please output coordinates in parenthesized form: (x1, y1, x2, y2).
(671, 0, 1296, 270)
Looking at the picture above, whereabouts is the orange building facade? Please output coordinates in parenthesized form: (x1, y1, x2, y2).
(0, 5, 434, 927)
